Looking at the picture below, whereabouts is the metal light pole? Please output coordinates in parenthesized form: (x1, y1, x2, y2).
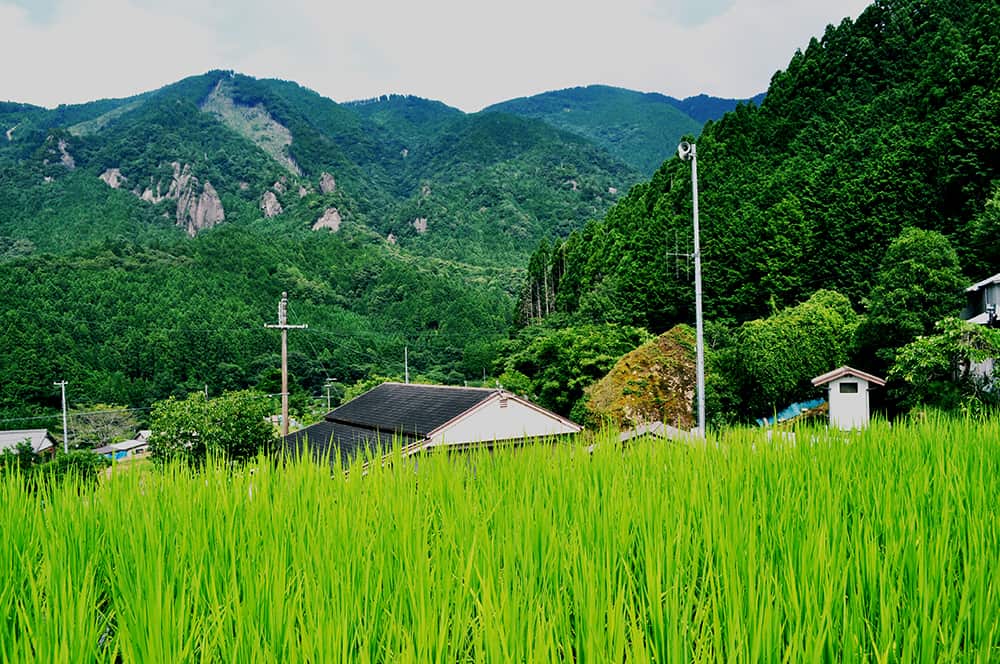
(678, 141, 705, 438)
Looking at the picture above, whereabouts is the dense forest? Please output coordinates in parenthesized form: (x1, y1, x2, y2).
(515, 0, 1000, 422)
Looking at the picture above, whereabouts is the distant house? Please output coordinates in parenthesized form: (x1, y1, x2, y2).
(811, 366, 885, 430)
(963, 272, 1000, 327)
(94, 430, 151, 461)
(283, 382, 582, 466)
(0, 429, 56, 455)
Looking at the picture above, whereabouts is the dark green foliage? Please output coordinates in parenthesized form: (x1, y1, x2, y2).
(495, 320, 651, 417)
(0, 444, 109, 485)
(0, 442, 40, 475)
(856, 227, 966, 370)
(36, 450, 110, 484)
(484, 85, 757, 174)
(528, 0, 1000, 373)
(148, 390, 276, 465)
(733, 290, 859, 418)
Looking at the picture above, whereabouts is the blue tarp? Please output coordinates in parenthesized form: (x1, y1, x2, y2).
(757, 398, 826, 427)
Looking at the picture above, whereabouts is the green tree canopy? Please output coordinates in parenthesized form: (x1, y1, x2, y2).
(856, 227, 966, 369)
(888, 317, 1000, 412)
(734, 290, 859, 417)
(148, 390, 276, 465)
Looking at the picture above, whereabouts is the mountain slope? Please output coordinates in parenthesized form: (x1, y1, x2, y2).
(483, 85, 764, 174)
(524, 0, 1000, 334)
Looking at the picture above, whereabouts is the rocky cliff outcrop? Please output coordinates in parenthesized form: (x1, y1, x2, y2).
(412, 217, 428, 234)
(312, 207, 342, 232)
(260, 191, 283, 218)
(99, 168, 126, 189)
(319, 172, 336, 194)
(136, 162, 226, 235)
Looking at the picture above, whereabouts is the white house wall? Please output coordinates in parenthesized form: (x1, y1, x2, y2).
(827, 377, 871, 430)
(428, 397, 578, 447)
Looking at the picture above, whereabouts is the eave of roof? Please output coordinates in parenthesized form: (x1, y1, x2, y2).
(811, 365, 886, 387)
(967, 273, 1000, 292)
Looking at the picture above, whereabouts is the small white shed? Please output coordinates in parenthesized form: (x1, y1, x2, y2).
(811, 366, 885, 430)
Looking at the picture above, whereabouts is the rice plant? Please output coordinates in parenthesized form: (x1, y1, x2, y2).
(1, 417, 999, 661)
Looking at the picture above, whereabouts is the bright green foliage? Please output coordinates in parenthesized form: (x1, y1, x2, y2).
(148, 390, 276, 465)
(889, 317, 1000, 411)
(734, 290, 859, 417)
(856, 227, 966, 368)
(495, 321, 651, 416)
(3, 419, 1000, 659)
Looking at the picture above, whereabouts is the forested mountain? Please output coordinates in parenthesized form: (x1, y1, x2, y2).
(0, 71, 648, 425)
(517, 0, 1000, 420)
(484, 86, 764, 174)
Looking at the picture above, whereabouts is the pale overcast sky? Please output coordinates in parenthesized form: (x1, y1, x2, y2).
(2, 0, 870, 111)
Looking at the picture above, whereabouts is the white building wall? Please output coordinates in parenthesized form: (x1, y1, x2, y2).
(428, 396, 579, 447)
(827, 376, 871, 430)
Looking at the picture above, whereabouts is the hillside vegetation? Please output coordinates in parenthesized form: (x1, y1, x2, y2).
(514, 0, 1000, 421)
(484, 85, 762, 175)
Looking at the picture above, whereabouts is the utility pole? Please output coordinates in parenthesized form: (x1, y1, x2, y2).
(54, 380, 68, 453)
(677, 141, 706, 438)
(264, 292, 307, 437)
(324, 379, 337, 411)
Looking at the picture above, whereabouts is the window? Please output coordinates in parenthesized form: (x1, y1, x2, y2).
(839, 382, 859, 394)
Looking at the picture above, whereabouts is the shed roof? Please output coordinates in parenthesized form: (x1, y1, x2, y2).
(0, 429, 56, 454)
(811, 366, 886, 387)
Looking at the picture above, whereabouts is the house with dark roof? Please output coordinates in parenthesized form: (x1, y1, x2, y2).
(283, 382, 582, 466)
(0, 429, 56, 455)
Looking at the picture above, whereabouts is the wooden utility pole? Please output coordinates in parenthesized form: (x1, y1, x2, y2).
(265, 292, 307, 437)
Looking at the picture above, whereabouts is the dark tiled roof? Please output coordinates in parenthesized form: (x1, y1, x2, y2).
(282, 383, 497, 466)
(326, 382, 496, 436)
(283, 419, 420, 466)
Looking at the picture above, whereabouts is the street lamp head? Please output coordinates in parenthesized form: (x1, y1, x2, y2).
(677, 141, 696, 161)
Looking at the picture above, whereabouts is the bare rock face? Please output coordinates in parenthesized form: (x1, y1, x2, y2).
(138, 162, 225, 235)
(312, 207, 342, 232)
(273, 177, 287, 194)
(260, 191, 283, 218)
(298, 185, 309, 198)
(412, 217, 428, 234)
(319, 172, 336, 194)
(184, 182, 225, 236)
(99, 168, 126, 189)
(57, 139, 76, 169)
(420, 183, 431, 197)
(386, 233, 397, 245)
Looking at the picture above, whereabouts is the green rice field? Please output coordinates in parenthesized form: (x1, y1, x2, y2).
(2, 418, 1000, 662)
